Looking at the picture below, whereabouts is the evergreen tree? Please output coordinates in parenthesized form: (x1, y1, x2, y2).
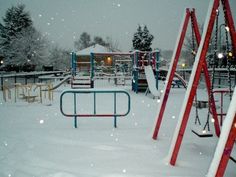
(0, 4, 34, 67)
(132, 25, 154, 51)
(0, 4, 32, 42)
(7, 27, 49, 69)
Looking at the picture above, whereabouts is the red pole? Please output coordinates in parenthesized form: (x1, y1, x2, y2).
(215, 114, 236, 177)
(192, 9, 221, 136)
(170, 0, 220, 165)
(152, 9, 191, 140)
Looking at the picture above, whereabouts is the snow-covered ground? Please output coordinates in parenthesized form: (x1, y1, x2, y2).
(0, 79, 235, 177)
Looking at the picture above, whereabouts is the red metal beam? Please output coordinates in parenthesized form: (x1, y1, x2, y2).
(152, 9, 191, 140)
(215, 114, 236, 177)
(170, 0, 220, 165)
(192, 9, 221, 137)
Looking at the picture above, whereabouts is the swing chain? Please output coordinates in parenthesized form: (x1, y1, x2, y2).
(222, 0, 232, 100)
(204, 9, 220, 131)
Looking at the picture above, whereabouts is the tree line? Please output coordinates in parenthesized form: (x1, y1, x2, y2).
(0, 4, 157, 72)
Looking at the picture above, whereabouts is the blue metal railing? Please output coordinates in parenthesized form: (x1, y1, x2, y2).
(60, 89, 131, 128)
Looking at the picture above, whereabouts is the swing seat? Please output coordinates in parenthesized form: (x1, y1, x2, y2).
(191, 126, 213, 138)
(193, 100, 208, 109)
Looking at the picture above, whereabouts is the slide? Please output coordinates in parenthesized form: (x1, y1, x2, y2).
(144, 66, 160, 98)
(43, 75, 71, 91)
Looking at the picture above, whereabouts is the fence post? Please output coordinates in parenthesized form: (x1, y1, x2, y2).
(74, 93, 77, 128)
(114, 92, 117, 128)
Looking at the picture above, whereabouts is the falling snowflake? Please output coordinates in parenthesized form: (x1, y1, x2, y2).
(4, 141, 8, 146)
(50, 17, 54, 20)
(47, 22, 51, 26)
(39, 120, 44, 124)
(122, 169, 126, 173)
(61, 18, 65, 22)
(38, 14, 42, 18)
(117, 4, 121, 7)
(172, 115, 175, 119)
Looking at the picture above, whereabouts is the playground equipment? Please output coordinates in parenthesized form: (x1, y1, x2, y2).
(152, 8, 221, 140)
(71, 52, 92, 89)
(2, 82, 54, 103)
(90, 52, 132, 88)
(131, 50, 159, 93)
(72, 51, 132, 88)
(60, 89, 131, 128)
(144, 65, 160, 98)
(44, 75, 71, 91)
(2, 85, 11, 102)
(207, 86, 236, 177)
(153, 0, 235, 167)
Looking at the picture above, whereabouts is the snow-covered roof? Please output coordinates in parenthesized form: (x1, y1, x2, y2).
(76, 44, 113, 56)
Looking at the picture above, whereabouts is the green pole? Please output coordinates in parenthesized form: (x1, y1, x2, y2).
(74, 93, 77, 128)
(114, 92, 117, 128)
(90, 53, 94, 88)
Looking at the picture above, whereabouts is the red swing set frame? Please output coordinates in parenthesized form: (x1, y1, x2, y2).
(151, 0, 236, 175)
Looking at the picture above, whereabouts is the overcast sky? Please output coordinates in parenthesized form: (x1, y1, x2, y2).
(0, 0, 235, 51)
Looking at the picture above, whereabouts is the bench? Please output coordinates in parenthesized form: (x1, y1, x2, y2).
(172, 79, 183, 88)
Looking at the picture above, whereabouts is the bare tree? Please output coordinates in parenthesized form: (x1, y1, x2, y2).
(74, 32, 91, 50)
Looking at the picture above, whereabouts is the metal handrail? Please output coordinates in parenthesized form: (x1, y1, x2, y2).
(60, 89, 131, 128)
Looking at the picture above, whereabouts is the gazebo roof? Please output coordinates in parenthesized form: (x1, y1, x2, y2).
(76, 44, 113, 56)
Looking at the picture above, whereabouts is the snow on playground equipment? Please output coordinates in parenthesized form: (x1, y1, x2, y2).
(2, 82, 54, 103)
(207, 87, 236, 177)
(2, 85, 11, 101)
(60, 89, 131, 128)
(71, 52, 92, 89)
(144, 65, 160, 98)
(90, 52, 132, 87)
(72, 50, 132, 88)
(131, 50, 159, 93)
(159, 0, 236, 165)
(152, 8, 221, 140)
